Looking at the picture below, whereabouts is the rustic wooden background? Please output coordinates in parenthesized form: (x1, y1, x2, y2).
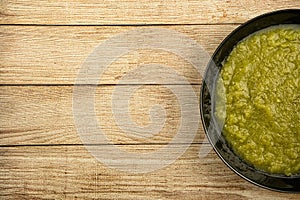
(1, 0, 300, 199)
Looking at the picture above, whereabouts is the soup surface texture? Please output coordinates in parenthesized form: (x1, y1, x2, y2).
(215, 25, 300, 176)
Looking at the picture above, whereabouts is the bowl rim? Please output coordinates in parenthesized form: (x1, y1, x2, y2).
(200, 9, 300, 193)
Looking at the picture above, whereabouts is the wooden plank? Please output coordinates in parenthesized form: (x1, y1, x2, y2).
(0, 25, 236, 84)
(0, 0, 299, 25)
(0, 85, 205, 145)
(1, 144, 299, 199)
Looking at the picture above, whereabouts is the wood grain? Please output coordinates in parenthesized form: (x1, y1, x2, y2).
(0, 85, 205, 145)
(0, 0, 299, 25)
(1, 0, 300, 198)
(1, 144, 300, 200)
(0, 25, 236, 84)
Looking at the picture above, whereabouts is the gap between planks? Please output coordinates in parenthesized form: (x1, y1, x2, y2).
(0, 142, 208, 148)
(0, 23, 242, 26)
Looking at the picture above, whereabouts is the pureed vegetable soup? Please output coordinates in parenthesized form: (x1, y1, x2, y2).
(215, 25, 300, 176)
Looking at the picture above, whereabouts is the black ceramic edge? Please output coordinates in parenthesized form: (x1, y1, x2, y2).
(200, 9, 300, 193)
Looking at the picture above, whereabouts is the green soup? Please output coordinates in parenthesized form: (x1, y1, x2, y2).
(215, 25, 300, 176)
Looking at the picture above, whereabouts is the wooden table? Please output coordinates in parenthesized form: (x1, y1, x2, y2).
(1, 1, 299, 199)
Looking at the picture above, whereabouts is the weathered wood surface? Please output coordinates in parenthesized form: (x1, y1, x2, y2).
(0, 25, 236, 84)
(0, 85, 204, 145)
(1, 0, 300, 199)
(1, 144, 300, 200)
(0, 0, 299, 25)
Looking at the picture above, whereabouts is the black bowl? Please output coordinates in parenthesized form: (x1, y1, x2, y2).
(200, 9, 300, 192)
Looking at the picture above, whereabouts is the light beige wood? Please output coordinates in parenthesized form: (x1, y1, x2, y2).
(0, 144, 299, 199)
(0, 85, 205, 145)
(1, 1, 300, 198)
(0, 0, 299, 25)
(0, 25, 236, 84)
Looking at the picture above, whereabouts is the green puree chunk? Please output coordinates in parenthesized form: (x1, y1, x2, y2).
(215, 25, 300, 176)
